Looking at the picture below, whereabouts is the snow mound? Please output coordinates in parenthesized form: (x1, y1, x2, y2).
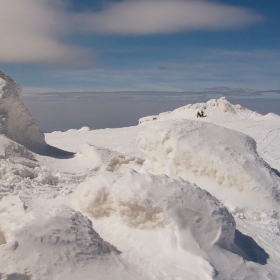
(138, 119, 280, 200)
(66, 126, 91, 133)
(72, 169, 235, 251)
(0, 70, 47, 154)
(0, 197, 121, 279)
(139, 97, 263, 124)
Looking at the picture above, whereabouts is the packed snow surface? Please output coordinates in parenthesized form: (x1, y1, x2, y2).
(1, 94, 280, 279)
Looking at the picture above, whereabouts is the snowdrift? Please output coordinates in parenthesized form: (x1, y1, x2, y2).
(72, 169, 240, 278)
(73, 169, 235, 250)
(138, 119, 280, 200)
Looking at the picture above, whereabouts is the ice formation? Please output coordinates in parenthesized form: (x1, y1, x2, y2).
(0, 70, 47, 154)
(0, 70, 74, 158)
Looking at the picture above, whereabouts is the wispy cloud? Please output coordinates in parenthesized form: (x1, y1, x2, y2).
(0, 0, 93, 67)
(0, 0, 262, 67)
(82, 0, 263, 35)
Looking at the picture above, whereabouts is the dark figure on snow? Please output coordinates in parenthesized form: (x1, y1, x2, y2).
(197, 109, 204, 118)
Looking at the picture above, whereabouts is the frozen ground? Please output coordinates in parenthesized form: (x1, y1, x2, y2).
(0, 89, 280, 279)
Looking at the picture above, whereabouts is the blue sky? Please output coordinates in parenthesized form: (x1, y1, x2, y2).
(1, 0, 280, 94)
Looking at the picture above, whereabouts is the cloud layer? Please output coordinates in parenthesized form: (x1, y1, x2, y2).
(85, 0, 262, 35)
(0, 0, 262, 67)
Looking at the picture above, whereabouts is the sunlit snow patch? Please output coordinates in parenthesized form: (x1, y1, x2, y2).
(138, 119, 280, 200)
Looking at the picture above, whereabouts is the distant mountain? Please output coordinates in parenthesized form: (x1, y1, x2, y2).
(139, 96, 268, 124)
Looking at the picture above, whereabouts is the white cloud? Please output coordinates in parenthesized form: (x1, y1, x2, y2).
(0, 0, 93, 67)
(0, 0, 262, 66)
(82, 0, 262, 35)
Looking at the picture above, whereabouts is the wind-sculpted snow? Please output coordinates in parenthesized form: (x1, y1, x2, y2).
(72, 169, 237, 278)
(0, 197, 137, 280)
(0, 70, 47, 154)
(138, 119, 280, 200)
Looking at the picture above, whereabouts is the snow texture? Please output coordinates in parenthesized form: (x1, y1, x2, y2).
(72, 169, 235, 252)
(0, 197, 132, 280)
(1, 73, 280, 280)
(0, 70, 47, 154)
(138, 119, 280, 200)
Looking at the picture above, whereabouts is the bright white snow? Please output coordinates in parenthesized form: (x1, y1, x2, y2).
(0, 90, 280, 280)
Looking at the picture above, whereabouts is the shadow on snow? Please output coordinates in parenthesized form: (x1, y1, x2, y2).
(234, 229, 269, 265)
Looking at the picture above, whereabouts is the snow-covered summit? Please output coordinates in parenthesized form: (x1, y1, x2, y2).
(139, 96, 265, 124)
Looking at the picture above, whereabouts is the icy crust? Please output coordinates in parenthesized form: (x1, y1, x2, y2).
(139, 97, 263, 124)
(138, 119, 280, 200)
(0, 70, 47, 154)
(72, 169, 236, 252)
(0, 197, 126, 280)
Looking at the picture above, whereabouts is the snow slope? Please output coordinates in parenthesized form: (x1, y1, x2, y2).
(1, 90, 280, 279)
